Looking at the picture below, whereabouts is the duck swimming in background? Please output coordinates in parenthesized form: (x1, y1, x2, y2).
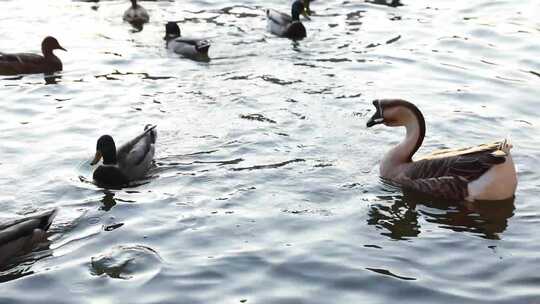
(91, 125, 157, 188)
(0, 209, 57, 266)
(266, 0, 310, 40)
(0, 36, 66, 76)
(123, 0, 150, 27)
(164, 22, 210, 57)
(366, 99, 517, 201)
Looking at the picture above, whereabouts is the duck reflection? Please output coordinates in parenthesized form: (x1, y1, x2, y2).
(44, 74, 61, 85)
(368, 189, 515, 240)
(100, 191, 117, 211)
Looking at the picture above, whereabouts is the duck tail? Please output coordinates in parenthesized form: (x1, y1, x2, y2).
(145, 124, 157, 143)
(39, 208, 58, 231)
(196, 41, 210, 54)
(500, 138, 513, 154)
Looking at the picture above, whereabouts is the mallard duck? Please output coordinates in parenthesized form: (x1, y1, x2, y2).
(0, 36, 66, 76)
(0, 209, 57, 266)
(123, 0, 150, 27)
(366, 99, 517, 201)
(91, 125, 157, 188)
(164, 22, 210, 57)
(266, 0, 310, 40)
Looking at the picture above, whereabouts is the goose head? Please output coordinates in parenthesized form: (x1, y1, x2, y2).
(164, 22, 181, 41)
(366, 99, 425, 129)
(42, 36, 66, 56)
(91, 135, 117, 165)
(291, 0, 310, 21)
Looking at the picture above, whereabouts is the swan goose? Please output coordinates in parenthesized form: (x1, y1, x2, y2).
(366, 99, 517, 201)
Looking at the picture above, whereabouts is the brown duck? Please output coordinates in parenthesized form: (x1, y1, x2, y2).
(0, 36, 66, 76)
(366, 99, 517, 201)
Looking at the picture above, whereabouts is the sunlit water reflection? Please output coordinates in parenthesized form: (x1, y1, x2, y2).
(1, 0, 540, 302)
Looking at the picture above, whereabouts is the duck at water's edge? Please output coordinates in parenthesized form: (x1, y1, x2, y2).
(164, 22, 210, 58)
(91, 125, 157, 188)
(0, 209, 57, 266)
(0, 36, 66, 75)
(366, 99, 517, 201)
(266, 0, 310, 40)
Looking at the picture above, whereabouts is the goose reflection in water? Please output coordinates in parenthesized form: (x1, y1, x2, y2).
(367, 187, 515, 240)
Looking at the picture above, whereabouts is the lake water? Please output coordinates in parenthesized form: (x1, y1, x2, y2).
(1, 0, 540, 303)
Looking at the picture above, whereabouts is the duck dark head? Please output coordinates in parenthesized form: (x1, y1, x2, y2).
(164, 22, 181, 40)
(92, 135, 117, 165)
(42, 36, 66, 55)
(291, 0, 308, 21)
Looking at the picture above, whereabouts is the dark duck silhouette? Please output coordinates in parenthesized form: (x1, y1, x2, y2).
(0, 36, 66, 75)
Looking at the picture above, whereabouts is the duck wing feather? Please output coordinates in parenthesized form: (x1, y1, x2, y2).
(174, 37, 210, 49)
(266, 9, 292, 26)
(0, 209, 57, 245)
(117, 125, 156, 166)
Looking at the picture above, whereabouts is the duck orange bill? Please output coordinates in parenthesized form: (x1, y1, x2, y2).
(90, 151, 102, 165)
(366, 99, 384, 127)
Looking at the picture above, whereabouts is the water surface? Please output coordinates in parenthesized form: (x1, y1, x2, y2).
(1, 0, 540, 303)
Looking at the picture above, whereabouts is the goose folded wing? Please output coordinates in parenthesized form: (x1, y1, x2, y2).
(400, 176, 469, 201)
(407, 143, 508, 182)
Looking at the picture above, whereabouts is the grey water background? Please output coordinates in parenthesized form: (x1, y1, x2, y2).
(1, 0, 540, 302)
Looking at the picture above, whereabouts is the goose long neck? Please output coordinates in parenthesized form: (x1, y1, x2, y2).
(401, 115, 425, 162)
(386, 107, 425, 166)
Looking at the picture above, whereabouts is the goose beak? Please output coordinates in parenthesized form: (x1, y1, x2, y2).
(366, 100, 384, 128)
(90, 151, 102, 166)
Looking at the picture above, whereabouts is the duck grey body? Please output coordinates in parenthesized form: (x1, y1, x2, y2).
(266, 0, 309, 39)
(0, 209, 57, 266)
(92, 125, 157, 188)
(164, 22, 210, 57)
